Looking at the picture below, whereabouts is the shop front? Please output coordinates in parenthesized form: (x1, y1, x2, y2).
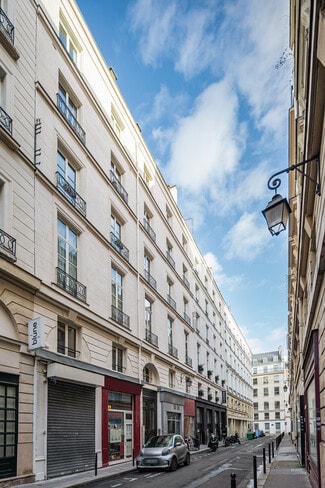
(196, 398, 227, 444)
(160, 391, 184, 435)
(102, 377, 141, 466)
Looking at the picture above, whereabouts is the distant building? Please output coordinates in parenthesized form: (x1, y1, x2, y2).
(252, 347, 290, 435)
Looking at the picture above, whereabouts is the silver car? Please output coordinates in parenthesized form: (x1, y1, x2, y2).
(136, 434, 190, 471)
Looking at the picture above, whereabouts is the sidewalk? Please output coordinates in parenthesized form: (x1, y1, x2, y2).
(251, 434, 311, 488)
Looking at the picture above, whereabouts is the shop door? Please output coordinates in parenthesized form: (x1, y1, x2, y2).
(108, 411, 133, 461)
(0, 374, 18, 480)
(47, 380, 95, 478)
(143, 389, 157, 443)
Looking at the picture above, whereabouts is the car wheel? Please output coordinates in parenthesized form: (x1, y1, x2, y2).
(169, 456, 178, 471)
(184, 452, 190, 466)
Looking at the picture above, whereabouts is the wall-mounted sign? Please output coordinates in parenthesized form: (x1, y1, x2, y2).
(28, 317, 45, 350)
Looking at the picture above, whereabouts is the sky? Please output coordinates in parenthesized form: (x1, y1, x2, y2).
(76, 0, 292, 355)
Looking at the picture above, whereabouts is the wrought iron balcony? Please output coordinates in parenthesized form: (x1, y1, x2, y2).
(143, 218, 156, 242)
(0, 7, 14, 43)
(144, 269, 157, 289)
(145, 329, 158, 346)
(56, 267, 87, 302)
(185, 355, 192, 367)
(0, 106, 12, 135)
(112, 363, 126, 373)
(111, 232, 129, 261)
(0, 228, 16, 261)
(166, 250, 175, 268)
(182, 274, 190, 289)
(110, 170, 128, 204)
(167, 294, 176, 310)
(183, 312, 191, 325)
(168, 343, 178, 358)
(57, 93, 86, 144)
(56, 172, 86, 217)
(111, 305, 130, 329)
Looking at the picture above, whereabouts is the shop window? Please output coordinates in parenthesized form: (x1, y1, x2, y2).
(167, 412, 181, 434)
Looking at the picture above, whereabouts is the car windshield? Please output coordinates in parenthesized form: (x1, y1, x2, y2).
(145, 435, 173, 448)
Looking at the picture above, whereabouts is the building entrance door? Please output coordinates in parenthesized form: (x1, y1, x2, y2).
(143, 389, 157, 443)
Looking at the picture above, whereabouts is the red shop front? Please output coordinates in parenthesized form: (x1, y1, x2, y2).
(102, 377, 141, 466)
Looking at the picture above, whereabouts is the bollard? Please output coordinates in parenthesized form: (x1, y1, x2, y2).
(253, 455, 257, 488)
(263, 447, 266, 474)
(95, 452, 98, 476)
(268, 443, 271, 463)
(132, 448, 135, 466)
(231, 472, 236, 488)
(272, 441, 274, 458)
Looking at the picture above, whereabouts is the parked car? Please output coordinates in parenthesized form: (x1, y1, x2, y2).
(136, 434, 190, 471)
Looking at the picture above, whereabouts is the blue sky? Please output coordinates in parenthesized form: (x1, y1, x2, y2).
(76, 0, 292, 354)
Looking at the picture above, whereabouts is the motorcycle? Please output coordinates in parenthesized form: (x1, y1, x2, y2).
(208, 433, 219, 452)
(224, 433, 241, 446)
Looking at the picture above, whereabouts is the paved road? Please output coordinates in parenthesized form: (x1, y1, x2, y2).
(85, 437, 276, 488)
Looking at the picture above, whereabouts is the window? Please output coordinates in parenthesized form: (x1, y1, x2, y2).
(57, 218, 77, 280)
(112, 344, 124, 372)
(59, 21, 78, 63)
(253, 389, 258, 397)
(253, 378, 257, 385)
(0, 66, 12, 134)
(168, 370, 174, 388)
(274, 375, 279, 383)
(110, 159, 128, 203)
(264, 423, 270, 431)
(167, 413, 181, 434)
(263, 388, 269, 396)
(57, 322, 77, 357)
(111, 214, 121, 241)
(264, 402, 269, 410)
(145, 297, 152, 331)
(263, 376, 268, 384)
(274, 386, 280, 395)
(254, 413, 258, 420)
(275, 422, 281, 431)
(167, 317, 173, 347)
(275, 412, 280, 419)
(57, 83, 85, 143)
(111, 266, 123, 312)
(206, 325, 209, 344)
(143, 165, 152, 187)
(264, 413, 269, 420)
(253, 402, 258, 411)
(166, 240, 175, 268)
(274, 401, 280, 409)
(111, 107, 123, 138)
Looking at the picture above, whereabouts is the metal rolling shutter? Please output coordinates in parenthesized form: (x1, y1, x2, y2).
(47, 380, 95, 479)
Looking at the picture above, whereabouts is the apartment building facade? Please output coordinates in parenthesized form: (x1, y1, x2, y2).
(252, 348, 290, 435)
(0, 0, 253, 483)
(287, 1, 325, 487)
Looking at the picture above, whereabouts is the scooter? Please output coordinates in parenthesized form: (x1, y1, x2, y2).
(208, 433, 219, 452)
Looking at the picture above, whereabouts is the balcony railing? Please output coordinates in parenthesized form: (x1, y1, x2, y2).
(143, 218, 156, 242)
(168, 343, 178, 358)
(144, 269, 157, 289)
(166, 250, 175, 268)
(57, 93, 86, 144)
(56, 267, 87, 302)
(112, 363, 126, 373)
(110, 170, 128, 204)
(0, 228, 16, 260)
(111, 232, 129, 261)
(167, 294, 176, 310)
(145, 329, 158, 346)
(111, 305, 130, 329)
(56, 172, 86, 217)
(182, 274, 190, 289)
(185, 355, 192, 367)
(0, 106, 12, 135)
(183, 312, 191, 325)
(0, 7, 14, 43)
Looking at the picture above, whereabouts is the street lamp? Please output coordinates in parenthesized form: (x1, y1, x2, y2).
(262, 155, 320, 236)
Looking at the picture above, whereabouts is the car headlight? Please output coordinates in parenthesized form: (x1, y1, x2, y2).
(162, 448, 170, 456)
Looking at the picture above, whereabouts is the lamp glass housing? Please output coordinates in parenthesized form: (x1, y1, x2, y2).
(262, 194, 292, 236)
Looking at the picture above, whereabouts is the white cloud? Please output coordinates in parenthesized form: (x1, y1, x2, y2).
(204, 251, 243, 291)
(222, 212, 269, 261)
(246, 326, 287, 354)
(164, 80, 244, 192)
